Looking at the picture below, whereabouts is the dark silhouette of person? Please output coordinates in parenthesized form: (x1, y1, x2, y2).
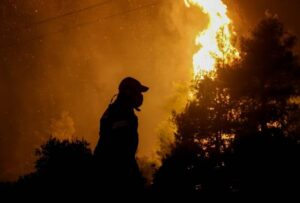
(94, 77, 149, 196)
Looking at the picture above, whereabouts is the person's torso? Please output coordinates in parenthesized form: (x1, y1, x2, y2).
(97, 102, 139, 162)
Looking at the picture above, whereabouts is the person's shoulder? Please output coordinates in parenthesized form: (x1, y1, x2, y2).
(101, 104, 115, 121)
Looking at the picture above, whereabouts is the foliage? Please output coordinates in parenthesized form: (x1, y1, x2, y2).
(153, 16, 300, 198)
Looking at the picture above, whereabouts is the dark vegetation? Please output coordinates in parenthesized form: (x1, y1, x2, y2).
(1, 16, 299, 201)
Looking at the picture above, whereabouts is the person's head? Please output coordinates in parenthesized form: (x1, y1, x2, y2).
(118, 77, 149, 111)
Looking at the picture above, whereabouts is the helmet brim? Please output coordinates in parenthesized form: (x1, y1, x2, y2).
(140, 85, 149, 92)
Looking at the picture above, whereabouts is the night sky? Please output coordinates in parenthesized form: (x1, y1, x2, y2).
(1, 0, 299, 181)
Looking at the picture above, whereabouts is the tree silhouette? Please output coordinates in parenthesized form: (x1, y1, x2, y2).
(217, 15, 300, 197)
(153, 15, 300, 199)
(218, 16, 300, 138)
(14, 137, 93, 199)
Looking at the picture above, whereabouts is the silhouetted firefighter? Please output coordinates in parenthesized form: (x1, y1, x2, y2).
(94, 77, 149, 196)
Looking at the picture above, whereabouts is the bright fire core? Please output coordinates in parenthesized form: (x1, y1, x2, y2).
(184, 0, 240, 78)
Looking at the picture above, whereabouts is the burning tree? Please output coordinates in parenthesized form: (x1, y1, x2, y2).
(153, 16, 300, 197)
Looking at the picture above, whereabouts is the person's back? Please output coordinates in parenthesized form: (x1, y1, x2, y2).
(94, 77, 148, 196)
(95, 97, 138, 169)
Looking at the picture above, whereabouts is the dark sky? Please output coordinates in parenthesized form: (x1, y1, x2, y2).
(1, 0, 299, 181)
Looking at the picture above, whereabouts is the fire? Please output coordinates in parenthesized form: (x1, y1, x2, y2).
(184, 0, 239, 78)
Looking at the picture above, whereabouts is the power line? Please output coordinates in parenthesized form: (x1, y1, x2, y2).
(18, 0, 115, 31)
(5, 1, 161, 49)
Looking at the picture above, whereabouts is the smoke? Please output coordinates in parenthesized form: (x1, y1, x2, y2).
(1, 0, 299, 181)
(0, 0, 198, 180)
(50, 111, 76, 140)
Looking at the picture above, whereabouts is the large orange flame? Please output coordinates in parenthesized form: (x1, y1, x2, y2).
(184, 0, 239, 78)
